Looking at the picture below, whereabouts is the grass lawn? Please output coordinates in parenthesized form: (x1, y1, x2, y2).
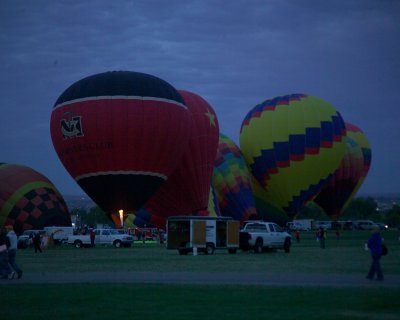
(2, 284, 400, 320)
(1, 230, 399, 319)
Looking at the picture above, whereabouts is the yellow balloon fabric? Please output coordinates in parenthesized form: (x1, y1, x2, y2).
(240, 94, 346, 217)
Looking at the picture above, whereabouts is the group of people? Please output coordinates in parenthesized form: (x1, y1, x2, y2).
(0, 226, 23, 280)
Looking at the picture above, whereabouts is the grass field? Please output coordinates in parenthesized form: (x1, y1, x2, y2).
(1, 230, 399, 319)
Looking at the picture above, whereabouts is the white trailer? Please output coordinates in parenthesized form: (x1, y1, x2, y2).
(167, 216, 240, 255)
(287, 219, 315, 231)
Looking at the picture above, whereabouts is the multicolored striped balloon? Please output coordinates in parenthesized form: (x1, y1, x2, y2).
(345, 122, 372, 195)
(212, 134, 257, 222)
(240, 94, 346, 217)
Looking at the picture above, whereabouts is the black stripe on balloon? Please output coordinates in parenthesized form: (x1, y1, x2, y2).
(77, 174, 165, 214)
(54, 71, 184, 107)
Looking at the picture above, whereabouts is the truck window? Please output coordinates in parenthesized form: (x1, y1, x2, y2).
(246, 224, 267, 232)
(271, 224, 282, 232)
(102, 230, 110, 236)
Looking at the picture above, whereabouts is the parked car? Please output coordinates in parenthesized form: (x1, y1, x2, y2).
(67, 228, 134, 248)
(353, 220, 379, 230)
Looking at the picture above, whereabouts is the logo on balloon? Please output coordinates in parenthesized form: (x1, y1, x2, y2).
(60, 115, 83, 139)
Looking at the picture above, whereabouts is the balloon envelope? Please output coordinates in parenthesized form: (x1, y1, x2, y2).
(346, 122, 372, 194)
(0, 163, 71, 234)
(240, 94, 346, 217)
(212, 134, 257, 222)
(50, 71, 191, 215)
(313, 133, 364, 219)
(144, 90, 219, 217)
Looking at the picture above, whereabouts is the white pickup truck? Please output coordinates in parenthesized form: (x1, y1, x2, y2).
(67, 229, 133, 248)
(239, 221, 291, 253)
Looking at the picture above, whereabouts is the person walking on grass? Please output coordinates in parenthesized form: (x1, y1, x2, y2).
(6, 226, 23, 279)
(33, 232, 42, 253)
(318, 227, 326, 249)
(366, 227, 384, 281)
(0, 227, 14, 280)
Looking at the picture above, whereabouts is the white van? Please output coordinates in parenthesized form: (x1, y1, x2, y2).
(352, 220, 379, 230)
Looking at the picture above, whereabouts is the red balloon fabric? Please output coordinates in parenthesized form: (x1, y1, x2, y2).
(144, 90, 220, 218)
(50, 71, 191, 215)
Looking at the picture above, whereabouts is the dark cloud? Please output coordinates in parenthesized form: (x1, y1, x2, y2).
(1, 0, 399, 195)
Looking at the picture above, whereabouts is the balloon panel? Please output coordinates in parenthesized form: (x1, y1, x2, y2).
(0, 163, 71, 233)
(346, 122, 372, 180)
(212, 134, 256, 221)
(314, 135, 364, 219)
(144, 90, 219, 217)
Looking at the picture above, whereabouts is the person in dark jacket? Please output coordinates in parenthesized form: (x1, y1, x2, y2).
(33, 232, 42, 253)
(366, 227, 384, 281)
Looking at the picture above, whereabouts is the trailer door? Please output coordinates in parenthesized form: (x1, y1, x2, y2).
(227, 221, 239, 246)
(192, 220, 206, 247)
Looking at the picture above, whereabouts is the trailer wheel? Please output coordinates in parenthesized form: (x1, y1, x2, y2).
(178, 249, 188, 255)
(205, 243, 215, 255)
(228, 248, 237, 254)
(254, 239, 263, 254)
(74, 240, 83, 249)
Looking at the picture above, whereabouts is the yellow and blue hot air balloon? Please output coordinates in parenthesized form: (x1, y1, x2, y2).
(240, 94, 346, 217)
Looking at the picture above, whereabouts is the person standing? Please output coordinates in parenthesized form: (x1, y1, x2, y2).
(90, 228, 96, 248)
(295, 230, 301, 243)
(6, 226, 23, 279)
(366, 227, 384, 281)
(0, 227, 14, 279)
(319, 227, 326, 249)
(33, 232, 42, 253)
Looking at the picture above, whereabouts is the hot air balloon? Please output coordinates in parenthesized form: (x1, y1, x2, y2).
(212, 134, 257, 222)
(240, 94, 346, 217)
(0, 163, 71, 234)
(313, 122, 371, 219)
(50, 71, 191, 218)
(346, 122, 372, 195)
(143, 90, 219, 218)
(313, 131, 364, 219)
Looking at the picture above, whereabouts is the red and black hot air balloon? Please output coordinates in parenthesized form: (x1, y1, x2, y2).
(144, 90, 220, 220)
(0, 163, 71, 234)
(50, 71, 191, 218)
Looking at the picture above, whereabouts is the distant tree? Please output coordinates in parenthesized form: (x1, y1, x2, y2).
(342, 197, 378, 219)
(297, 202, 329, 220)
(85, 206, 111, 227)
